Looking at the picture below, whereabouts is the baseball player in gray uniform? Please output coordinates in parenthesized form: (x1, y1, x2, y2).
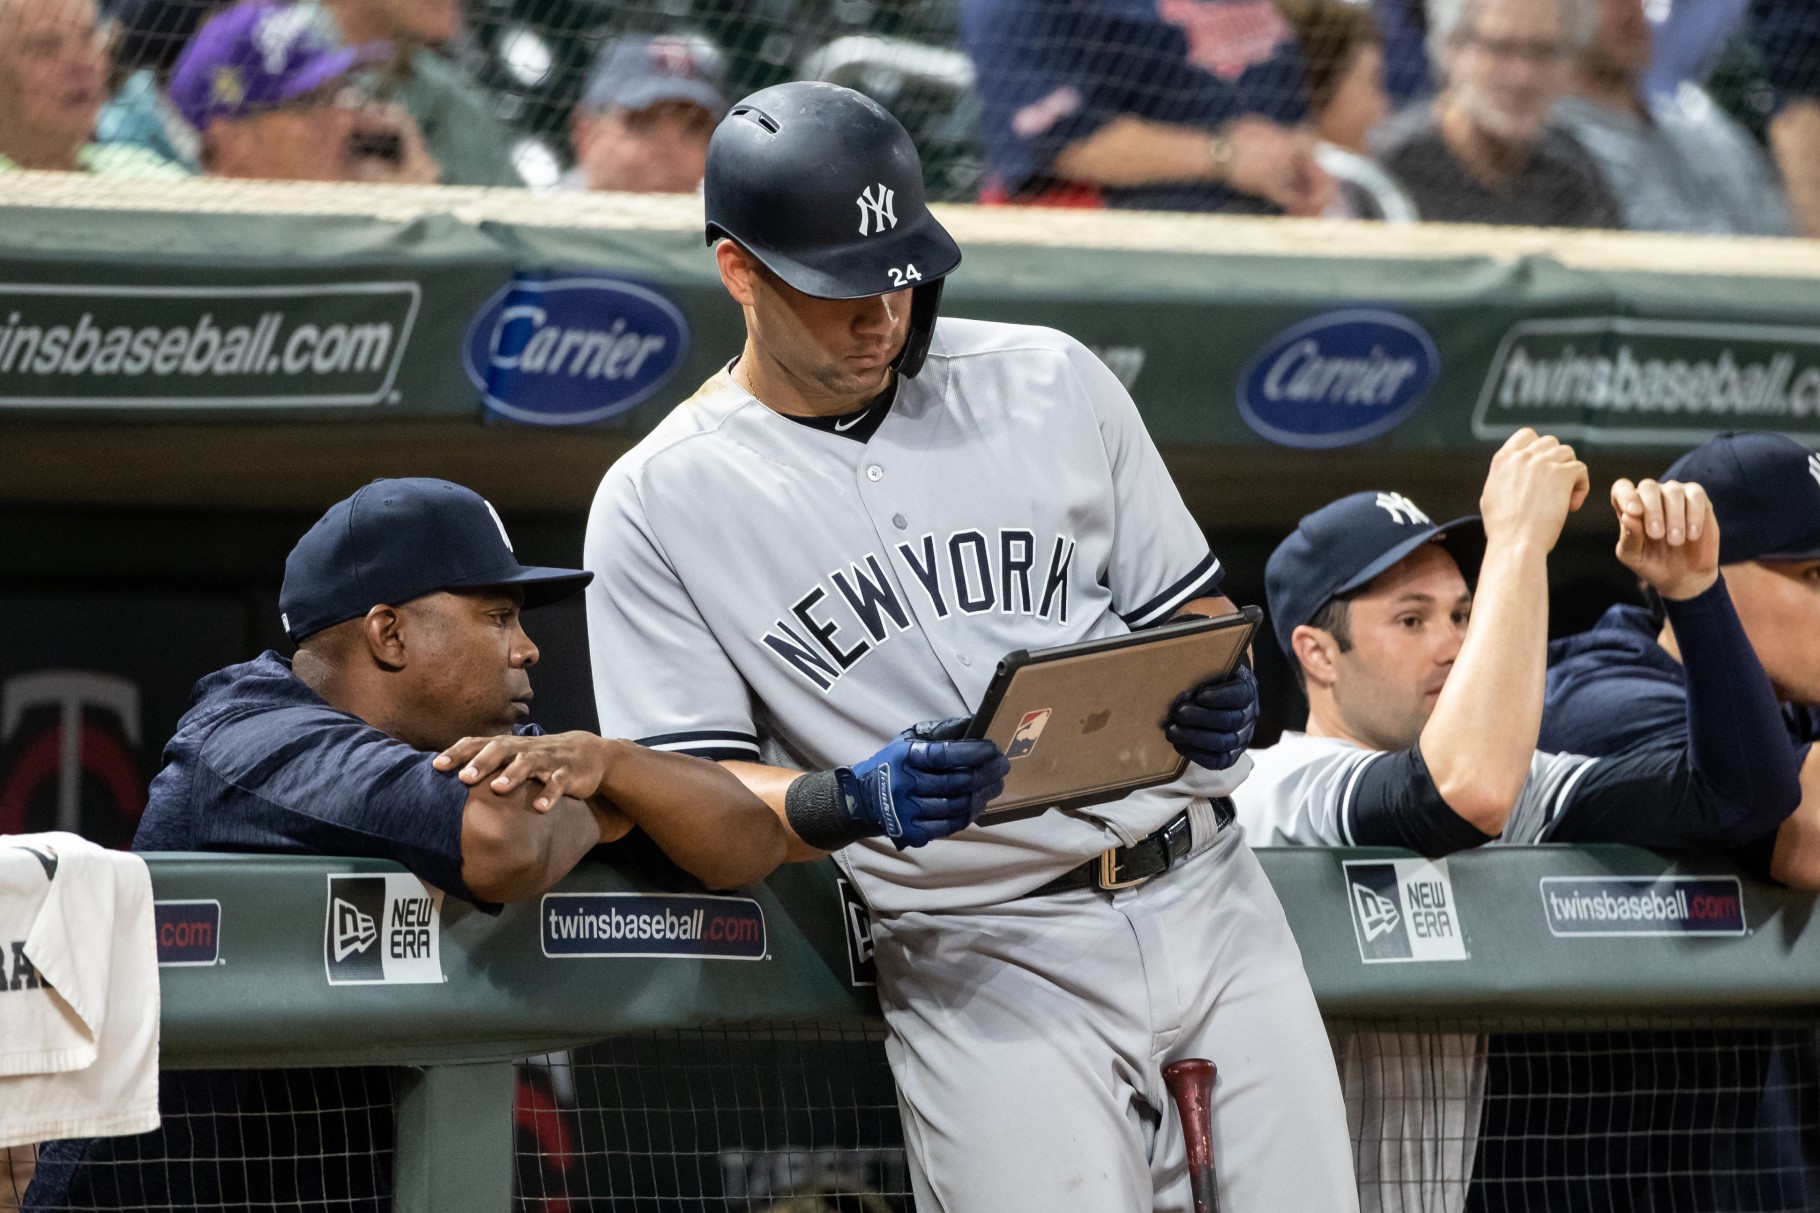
(584, 81, 1358, 1211)
(1235, 429, 1804, 1211)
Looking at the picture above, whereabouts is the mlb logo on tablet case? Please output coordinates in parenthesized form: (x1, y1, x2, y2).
(1007, 709, 1051, 758)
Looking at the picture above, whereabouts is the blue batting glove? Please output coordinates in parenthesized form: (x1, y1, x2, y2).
(1164, 665, 1258, 771)
(840, 717, 1010, 849)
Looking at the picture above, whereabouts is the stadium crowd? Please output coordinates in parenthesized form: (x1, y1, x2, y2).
(0, 0, 1816, 235)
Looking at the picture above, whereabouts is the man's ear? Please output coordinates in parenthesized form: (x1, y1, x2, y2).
(360, 605, 407, 671)
(716, 240, 758, 309)
(1291, 624, 1339, 692)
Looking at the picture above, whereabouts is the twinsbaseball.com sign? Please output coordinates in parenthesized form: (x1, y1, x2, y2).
(0, 281, 419, 408)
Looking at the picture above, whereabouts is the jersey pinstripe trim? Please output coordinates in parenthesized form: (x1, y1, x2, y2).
(1336, 750, 1388, 846)
(637, 730, 762, 761)
(1536, 756, 1599, 842)
(1120, 552, 1225, 629)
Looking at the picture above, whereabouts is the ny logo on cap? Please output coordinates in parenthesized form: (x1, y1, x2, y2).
(483, 499, 514, 552)
(1808, 452, 1820, 489)
(1375, 492, 1430, 526)
(856, 184, 896, 237)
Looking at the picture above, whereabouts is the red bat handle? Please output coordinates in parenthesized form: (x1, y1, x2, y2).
(1163, 1057, 1221, 1213)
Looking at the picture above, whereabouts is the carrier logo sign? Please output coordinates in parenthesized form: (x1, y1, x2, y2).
(1343, 858, 1468, 964)
(464, 273, 689, 426)
(155, 900, 220, 966)
(1474, 317, 1820, 445)
(1540, 876, 1746, 937)
(0, 282, 419, 408)
(323, 874, 444, 985)
(1238, 309, 1440, 449)
(540, 893, 767, 959)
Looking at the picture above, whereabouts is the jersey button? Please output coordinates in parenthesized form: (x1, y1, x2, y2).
(957, 653, 972, 667)
(866, 465, 884, 482)
(892, 513, 907, 530)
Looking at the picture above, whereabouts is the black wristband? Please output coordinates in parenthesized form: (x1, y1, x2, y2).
(785, 769, 878, 850)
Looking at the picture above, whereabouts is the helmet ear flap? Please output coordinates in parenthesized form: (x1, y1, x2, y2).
(892, 280, 945, 379)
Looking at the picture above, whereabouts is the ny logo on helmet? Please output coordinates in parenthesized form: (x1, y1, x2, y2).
(856, 184, 897, 237)
(1375, 492, 1430, 526)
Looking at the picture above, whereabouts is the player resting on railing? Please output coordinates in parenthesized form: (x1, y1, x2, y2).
(25, 476, 786, 1213)
(133, 475, 786, 903)
(1237, 427, 1802, 858)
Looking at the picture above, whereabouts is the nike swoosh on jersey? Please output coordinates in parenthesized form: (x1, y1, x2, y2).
(834, 410, 870, 432)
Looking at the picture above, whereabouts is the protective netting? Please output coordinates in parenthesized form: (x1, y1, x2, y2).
(2, 0, 1817, 228)
(511, 1018, 1820, 1212)
(4, 1018, 1816, 1210)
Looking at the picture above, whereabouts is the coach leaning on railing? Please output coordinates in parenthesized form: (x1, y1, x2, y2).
(21, 476, 786, 1211)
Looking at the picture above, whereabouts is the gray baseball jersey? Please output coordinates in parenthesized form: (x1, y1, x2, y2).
(584, 317, 1248, 914)
(1235, 732, 1594, 849)
(1235, 733, 1594, 1213)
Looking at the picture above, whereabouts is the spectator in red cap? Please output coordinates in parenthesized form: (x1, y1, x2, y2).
(567, 34, 728, 194)
(168, 0, 438, 183)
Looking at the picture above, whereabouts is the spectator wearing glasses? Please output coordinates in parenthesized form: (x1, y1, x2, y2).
(1373, 0, 1619, 227)
(169, 0, 439, 183)
(1555, 0, 1789, 236)
(567, 34, 727, 194)
(960, 0, 1338, 215)
(0, 0, 182, 174)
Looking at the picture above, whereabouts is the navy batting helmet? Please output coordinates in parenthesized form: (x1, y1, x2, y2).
(704, 81, 960, 378)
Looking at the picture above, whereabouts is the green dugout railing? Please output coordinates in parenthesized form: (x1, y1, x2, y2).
(137, 845, 1819, 1211)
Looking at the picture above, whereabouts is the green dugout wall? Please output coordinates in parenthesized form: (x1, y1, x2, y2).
(119, 846, 1819, 1211)
(5, 176, 1820, 522)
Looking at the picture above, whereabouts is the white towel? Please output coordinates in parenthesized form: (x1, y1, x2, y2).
(0, 832, 160, 1148)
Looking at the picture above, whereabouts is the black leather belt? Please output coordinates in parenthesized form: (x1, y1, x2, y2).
(1026, 797, 1235, 897)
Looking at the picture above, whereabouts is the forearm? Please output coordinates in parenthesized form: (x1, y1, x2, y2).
(721, 760, 837, 862)
(1419, 540, 1551, 831)
(461, 791, 602, 904)
(1054, 116, 1218, 187)
(599, 744, 787, 888)
(1667, 577, 1802, 834)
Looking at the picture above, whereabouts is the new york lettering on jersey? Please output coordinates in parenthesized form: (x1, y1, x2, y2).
(762, 530, 1078, 692)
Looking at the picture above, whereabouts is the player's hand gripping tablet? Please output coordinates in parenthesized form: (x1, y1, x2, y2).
(1164, 665, 1258, 771)
(842, 719, 1011, 849)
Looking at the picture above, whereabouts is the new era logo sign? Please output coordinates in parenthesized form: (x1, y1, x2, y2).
(856, 184, 896, 236)
(1375, 492, 1430, 526)
(332, 897, 377, 962)
(1352, 883, 1401, 942)
(1342, 859, 1468, 965)
(323, 874, 443, 985)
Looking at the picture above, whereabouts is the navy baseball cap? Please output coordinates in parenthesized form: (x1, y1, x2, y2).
(581, 34, 729, 117)
(280, 479, 593, 642)
(1265, 491, 1485, 658)
(1664, 432, 1820, 565)
(168, 1, 386, 131)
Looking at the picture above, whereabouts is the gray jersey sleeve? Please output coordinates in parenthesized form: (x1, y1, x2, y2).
(584, 465, 760, 762)
(1503, 751, 1599, 845)
(1065, 340, 1223, 628)
(1234, 736, 1387, 846)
